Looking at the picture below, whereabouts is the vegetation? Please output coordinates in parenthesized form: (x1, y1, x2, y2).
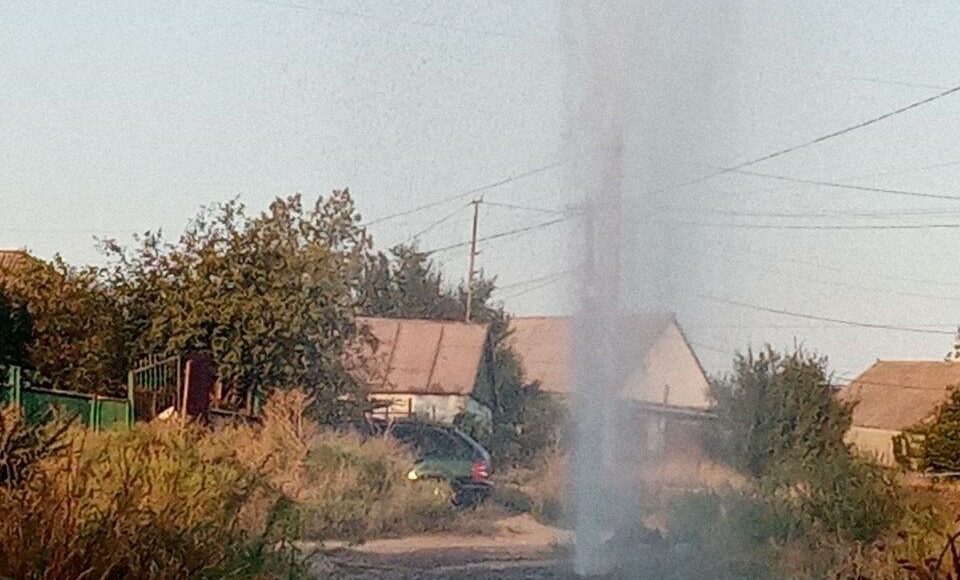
(709, 346, 852, 478)
(895, 385, 960, 473)
(0, 389, 450, 578)
(708, 346, 899, 544)
(102, 193, 371, 417)
(0, 257, 127, 392)
(0, 288, 31, 368)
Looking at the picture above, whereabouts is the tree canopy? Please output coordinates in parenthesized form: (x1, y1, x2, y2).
(709, 345, 852, 478)
(102, 192, 370, 417)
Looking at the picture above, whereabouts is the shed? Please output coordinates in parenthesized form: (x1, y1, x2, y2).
(352, 316, 492, 423)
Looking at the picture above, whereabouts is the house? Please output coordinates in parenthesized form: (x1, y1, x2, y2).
(840, 360, 960, 466)
(0, 249, 33, 279)
(507, 313, 713, 461)
(352, 316, 493, 424)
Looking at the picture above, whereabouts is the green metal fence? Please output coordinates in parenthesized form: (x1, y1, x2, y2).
(2, 366, 133, 430)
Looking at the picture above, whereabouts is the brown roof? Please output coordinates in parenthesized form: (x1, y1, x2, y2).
(842, 360, 960, 431)
(507, 314, 711, 408)
(0, 250, 31, 272)
(354, 316, 490, 396)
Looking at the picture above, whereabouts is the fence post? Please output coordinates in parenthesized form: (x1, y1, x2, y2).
(90, 395, 99, 432)
(11, 367, 21, 408)
(127, 370, 135, 428)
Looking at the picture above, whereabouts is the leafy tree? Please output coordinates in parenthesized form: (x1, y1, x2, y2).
(0, 289, 31, 369)
(709, 345, 852, 478)
(103, 192, 370, 419)
(710, 345, 899, 543)
(0, 257, 127, 393)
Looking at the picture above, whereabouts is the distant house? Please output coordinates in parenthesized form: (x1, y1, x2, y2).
(352, 316, 492, 424)
(507, 313, 712, 459)
(0, 249, 33, 280)
(841, 360, 960, 466)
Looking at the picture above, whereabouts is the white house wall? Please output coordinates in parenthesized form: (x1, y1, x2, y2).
(369, 393, 491, 424)
(622, 324, 711, 408)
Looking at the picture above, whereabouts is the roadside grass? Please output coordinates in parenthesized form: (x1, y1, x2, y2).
(0, 390, 455, 578)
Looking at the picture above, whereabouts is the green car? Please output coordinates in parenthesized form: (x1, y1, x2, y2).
(345, 419, 494, 506)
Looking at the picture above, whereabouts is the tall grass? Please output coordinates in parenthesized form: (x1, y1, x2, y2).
(0, 389, 452, 578)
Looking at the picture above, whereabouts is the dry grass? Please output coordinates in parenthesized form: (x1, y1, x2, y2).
(0, 389, 453, 579)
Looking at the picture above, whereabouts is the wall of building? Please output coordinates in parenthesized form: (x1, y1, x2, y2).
(846, 426, 899, 467)
(368, 393, 491, 424)
(623, 324, 711, 408)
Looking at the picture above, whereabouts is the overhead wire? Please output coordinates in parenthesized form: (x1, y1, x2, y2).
(407, 201, 471, 242)
(648, 82, 960, 194)
(361, 161, 563, 227)
(695, 293, 955, 336)
(423, 216, 568, 256)
(731, 169, 960, 203)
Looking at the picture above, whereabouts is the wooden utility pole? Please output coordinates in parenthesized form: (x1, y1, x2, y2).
(465, 199, 481, 322)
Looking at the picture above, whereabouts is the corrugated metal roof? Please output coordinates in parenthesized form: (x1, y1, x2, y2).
(354, 316, 490, 396)
(508, 313, 710, 408)
(842, 360, 960, 430)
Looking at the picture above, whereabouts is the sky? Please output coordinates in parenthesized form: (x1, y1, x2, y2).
(4, 1, 960, 378)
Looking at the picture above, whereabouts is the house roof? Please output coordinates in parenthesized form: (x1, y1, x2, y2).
(0, 250, 31, 273)
(507, 313, 711, 408)
(353, 316, 490, 396)
(842, 360, 960, 431)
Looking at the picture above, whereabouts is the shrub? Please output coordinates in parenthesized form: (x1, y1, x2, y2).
(205, 389, 451, 543)
(0, 406, 72, 487)
(0, 421, 305, 579)
(709, 346, 852, 478)
(766, 453, 901, 543)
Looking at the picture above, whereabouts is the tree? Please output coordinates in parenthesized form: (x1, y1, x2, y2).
(103, 192, 370, 419)
(0, 289, 31, 368)
(709, 345, 852, 478)
(0, 257, 127, 393)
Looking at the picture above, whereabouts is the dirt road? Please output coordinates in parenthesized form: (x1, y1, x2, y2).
(310, 514, 577, 579)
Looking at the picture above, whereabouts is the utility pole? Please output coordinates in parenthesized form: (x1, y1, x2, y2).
(465, 199, 481, 322)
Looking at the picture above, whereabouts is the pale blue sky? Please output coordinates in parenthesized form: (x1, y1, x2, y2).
(4, 1, 960, 377)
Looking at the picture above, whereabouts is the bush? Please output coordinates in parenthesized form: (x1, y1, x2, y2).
(0, 389, 453, 578)
(0, 421, 304, 579)
(766, 453, 901, 543)
(709, 346, 851, 478)
(205, 389, 451, 543)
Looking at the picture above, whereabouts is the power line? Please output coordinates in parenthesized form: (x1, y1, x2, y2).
(717, 243, 960, 290)
(732, 169, 960, 203)
(650, 82, 960, 194)
(407, 202, 471, 241)
(424, 216, 568, 256)
(698, 249, 960, 303)
(501, 276, 565, 299)
(482, 201, 565, 215)
(496, 270, 571, 291)
(725, 83, 960, 172)
(696, 293, 955, 336)
(361, 161, 562, 227)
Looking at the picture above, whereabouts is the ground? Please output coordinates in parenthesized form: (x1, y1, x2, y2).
(309, 514, 577, 579)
